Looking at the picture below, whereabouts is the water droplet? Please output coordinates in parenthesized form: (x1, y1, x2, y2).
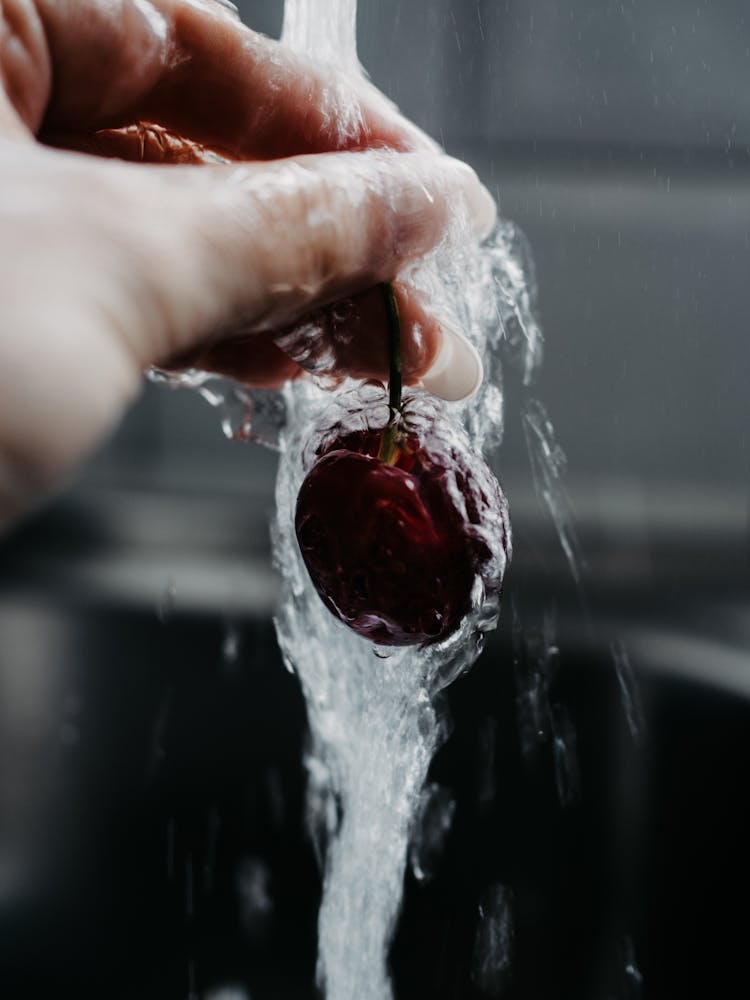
(147, 368, 286, 450)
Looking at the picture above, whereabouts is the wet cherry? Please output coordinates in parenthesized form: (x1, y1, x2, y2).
(295, 418, 509, 646)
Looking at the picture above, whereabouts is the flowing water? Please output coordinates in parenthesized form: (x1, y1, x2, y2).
(270, 3, 543, 997)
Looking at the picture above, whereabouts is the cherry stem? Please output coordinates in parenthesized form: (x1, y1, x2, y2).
(383, 282, 403, 416)
(378, 283, 403, 465)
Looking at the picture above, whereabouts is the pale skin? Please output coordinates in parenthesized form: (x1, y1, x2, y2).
(0, 0, 495, 528)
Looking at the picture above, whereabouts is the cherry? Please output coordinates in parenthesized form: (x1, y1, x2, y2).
(294, 397, 510, 647)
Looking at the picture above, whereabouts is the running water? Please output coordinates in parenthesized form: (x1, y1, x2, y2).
(271, 3, 540, 998)
(150, 1, 585, 994)
(282, 0, 360, 74)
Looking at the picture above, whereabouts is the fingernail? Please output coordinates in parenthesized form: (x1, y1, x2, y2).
(421, 322, 484, 402)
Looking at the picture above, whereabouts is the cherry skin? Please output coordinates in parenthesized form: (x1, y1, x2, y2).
(294, 419, 510, 647)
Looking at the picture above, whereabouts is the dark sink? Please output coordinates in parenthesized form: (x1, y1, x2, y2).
(1, 485, 748, 1000)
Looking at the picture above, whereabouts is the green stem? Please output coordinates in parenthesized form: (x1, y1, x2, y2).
(383, 282, 402, 416)
(378, 283, 403, 464)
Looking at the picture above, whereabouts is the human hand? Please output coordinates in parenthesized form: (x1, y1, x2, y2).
(0, 0, 495, 526)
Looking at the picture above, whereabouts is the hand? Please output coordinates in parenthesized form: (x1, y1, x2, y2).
(0, 0, 495, 527)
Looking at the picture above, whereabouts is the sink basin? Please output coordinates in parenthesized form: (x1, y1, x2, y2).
(1, 486, 748, 999)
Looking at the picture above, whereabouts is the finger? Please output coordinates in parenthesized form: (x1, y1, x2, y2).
(188, 282, 484, 403)
(119, 148, 494, 369)
(7, 0, 436, 156)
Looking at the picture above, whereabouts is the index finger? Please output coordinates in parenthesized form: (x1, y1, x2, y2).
(12, 0, 436, 157)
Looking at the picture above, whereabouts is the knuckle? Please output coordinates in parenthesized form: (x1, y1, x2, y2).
(252, 160, 376, 305)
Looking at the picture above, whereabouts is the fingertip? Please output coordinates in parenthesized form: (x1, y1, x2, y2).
(394, 285, 442, 383)
(367, 285, 485, 404)
(420, 321, 484, 402)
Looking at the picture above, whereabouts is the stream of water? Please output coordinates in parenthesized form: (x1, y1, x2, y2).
(270, 3, 542, 997)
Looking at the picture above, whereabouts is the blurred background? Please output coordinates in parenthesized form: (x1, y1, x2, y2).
(1, 1, 749, 998)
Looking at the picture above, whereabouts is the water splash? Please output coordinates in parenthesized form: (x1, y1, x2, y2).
(147, 368, 287, 450)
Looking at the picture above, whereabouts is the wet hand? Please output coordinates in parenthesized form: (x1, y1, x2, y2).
(0, 0, 494, 525)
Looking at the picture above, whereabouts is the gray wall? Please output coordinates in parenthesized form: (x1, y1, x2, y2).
(240, 0, 750, 153)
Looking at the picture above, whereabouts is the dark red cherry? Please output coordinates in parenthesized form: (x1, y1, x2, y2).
(294, 417, 510, 647)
